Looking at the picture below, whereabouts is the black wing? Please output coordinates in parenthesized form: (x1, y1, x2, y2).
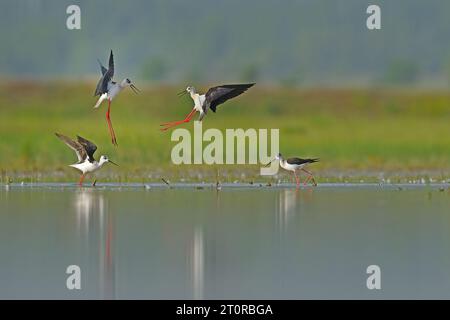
(205, 83, 255, 112)
(94, 50, 115, 96)
(286, 158, 319, 165)
(97, 59, 107, 75)
(77, 135, 97, 162)
(55, 133, 87, 163)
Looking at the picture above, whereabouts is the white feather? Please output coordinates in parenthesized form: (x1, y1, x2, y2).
(94, 93, 108, 109)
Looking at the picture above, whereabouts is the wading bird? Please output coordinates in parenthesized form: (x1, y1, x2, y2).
(160, 83, 255, 131)
(266, 153, 319, 188)
(94, 50, 140, 146)
(55, 133, 118, 186)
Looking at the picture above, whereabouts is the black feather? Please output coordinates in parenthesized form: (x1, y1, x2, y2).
(94, 50, 115, 96)
(205, 83, 255, 112)
(76, 135, 98, 162)
(286, 158, 319, 165)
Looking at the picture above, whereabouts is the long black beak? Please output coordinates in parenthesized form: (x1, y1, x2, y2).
(130, 84, 140, 94)
(264, 158, 276, 167)
(177, 90, 187, 97)
(109, 160, 119, 166)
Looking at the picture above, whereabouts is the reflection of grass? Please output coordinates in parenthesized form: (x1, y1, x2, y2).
(0, 82, 449, 182)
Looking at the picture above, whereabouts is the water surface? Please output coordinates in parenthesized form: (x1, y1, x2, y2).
(0, 184, 449, 299)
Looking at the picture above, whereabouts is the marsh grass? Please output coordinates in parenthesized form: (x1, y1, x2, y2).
(0, 81, 449, 183)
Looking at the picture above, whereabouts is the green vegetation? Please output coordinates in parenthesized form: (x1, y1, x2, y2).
(0, 82, 449, 183)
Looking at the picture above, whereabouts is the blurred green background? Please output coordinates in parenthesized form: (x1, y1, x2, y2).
(0, 1, 449, 183)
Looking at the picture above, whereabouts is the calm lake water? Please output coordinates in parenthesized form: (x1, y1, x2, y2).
(0, 183, 449, 299)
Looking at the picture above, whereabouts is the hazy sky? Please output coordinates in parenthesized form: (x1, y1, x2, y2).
(1, 0, 449, 87)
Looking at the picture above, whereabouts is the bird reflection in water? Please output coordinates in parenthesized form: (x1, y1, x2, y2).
(276, 188, 314, 234)
(74, 189, 115, 299)
(188, 226, 205, 299)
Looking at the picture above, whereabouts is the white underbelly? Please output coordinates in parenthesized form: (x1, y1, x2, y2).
(70, 161, 99, 174)
(194, 94, 206, 112)
(281, 162, 305, 172)
(107, 84, 122, 100)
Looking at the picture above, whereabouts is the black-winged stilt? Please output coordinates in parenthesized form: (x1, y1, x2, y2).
(266, 153, 319, 188)
(160, 83, 255, 131)
(94, 50, 140, 146)
(55, 133, 118, 186)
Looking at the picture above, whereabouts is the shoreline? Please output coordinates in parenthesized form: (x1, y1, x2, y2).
(2, 182, 449, 190)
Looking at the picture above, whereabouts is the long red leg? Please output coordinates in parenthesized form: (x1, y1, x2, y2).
(106, 100, 118, 146)
(294, 171, 300, 188)
(160, 108, 197, 131)
(160, 108, 196, 126)
(303, 175, 311, 186)
(78, 174, 85, 187)
(301, 168, 316, 186)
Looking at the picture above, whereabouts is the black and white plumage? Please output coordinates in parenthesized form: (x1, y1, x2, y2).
(94, 50, 115, 97)
(93, 50, 140, 146)
(267, 153, 319, 187)
(160, 83, 255, 131)
(204, 84, 255, 113)
(285, 157, 319, 166)
(55, 133, 117, 186)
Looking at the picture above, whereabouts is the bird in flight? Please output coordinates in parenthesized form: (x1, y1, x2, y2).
(94, 50, 140, 146)
(55, 133, 118, 186)
(266, 153, 319, 188)
(160, 83, 255, 131)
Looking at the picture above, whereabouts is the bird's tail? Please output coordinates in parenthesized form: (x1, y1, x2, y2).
(309, 158, 320, 163)
(198, 111, 206, 121)
(93, 94, 106, 109)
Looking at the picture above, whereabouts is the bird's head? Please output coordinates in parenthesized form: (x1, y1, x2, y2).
(99, 155, 118, 167)
(264, 153, 282, 167)
(122, 78, 140, 94)
(177, 86, 195, 97)
(186, 86, 196, 94)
